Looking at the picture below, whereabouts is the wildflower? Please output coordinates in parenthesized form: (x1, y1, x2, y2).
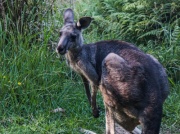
(18, 82, 22, 86)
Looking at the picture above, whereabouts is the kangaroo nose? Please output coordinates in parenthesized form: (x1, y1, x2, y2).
(56, 45, 66, 55)
(57, 45, 63, 52)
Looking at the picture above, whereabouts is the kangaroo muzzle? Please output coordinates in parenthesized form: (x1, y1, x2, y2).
(56, 45, 66, 55)
(56, 35, 68, 55)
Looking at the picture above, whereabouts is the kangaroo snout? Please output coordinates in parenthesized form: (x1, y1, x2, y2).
(56, 45, 66, 55)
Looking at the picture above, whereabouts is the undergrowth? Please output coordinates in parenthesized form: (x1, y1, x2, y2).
(0, 0, 179, 133)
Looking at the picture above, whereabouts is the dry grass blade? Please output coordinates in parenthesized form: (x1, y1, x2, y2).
(80, 128, 97, 134)
(51, 107, 65, 113)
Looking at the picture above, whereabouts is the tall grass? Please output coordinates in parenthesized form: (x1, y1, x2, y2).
(0, 0, 179, 133)
(0, 1, 105, 133)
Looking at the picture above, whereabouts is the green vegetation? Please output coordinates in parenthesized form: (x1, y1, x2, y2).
(0, 0, 179, 133)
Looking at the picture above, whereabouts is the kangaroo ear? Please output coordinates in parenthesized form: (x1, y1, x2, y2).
(64, 8, 74, 24)
(76, 17, 92, 29)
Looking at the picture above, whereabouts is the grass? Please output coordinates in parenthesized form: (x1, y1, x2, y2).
(0, 1, 180, 133)
(0, 43, 104, 133)
(162, 83, 180, 133)
(0, 31, 179, 134)
(0, 79, 105, 134)
(0, 30, 105, 133)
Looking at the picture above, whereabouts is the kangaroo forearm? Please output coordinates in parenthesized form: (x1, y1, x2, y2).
(77, 61, 100, 117)
(81, 75, 91, 105)
(91, 84, 99, 118)
(77, 60, 99, 85)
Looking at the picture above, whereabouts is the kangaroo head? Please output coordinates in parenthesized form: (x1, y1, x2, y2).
(56, 8, 92, 55)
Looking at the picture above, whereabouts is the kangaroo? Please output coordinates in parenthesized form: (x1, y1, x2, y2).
(56, 8, 169, 134)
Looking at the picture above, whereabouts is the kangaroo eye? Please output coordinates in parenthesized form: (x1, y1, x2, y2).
(71, 33, 77, 38)
(71, 33, 77, 40)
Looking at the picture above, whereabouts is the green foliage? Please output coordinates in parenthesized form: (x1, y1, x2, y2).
(77, 0, 180, 44)
(0, 0, 58, 44)
(162, 82, 180, 133)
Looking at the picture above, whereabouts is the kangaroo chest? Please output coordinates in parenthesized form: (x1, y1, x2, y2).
(65, 52, 82, 73)
(65, 46, 97, 72)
